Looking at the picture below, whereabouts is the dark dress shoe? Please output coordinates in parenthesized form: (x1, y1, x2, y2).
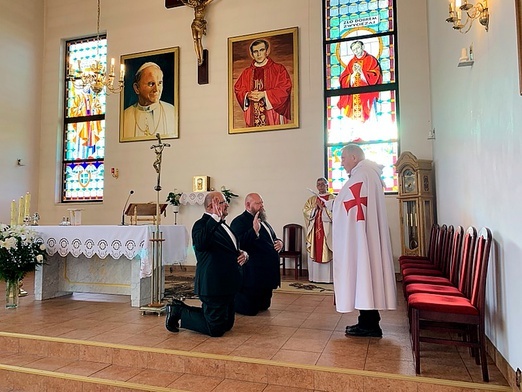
(345, 325, 382, 338)
(165, 304, 182, 333)
(172, 299, 189, 308)
(345, 324, 359, 333)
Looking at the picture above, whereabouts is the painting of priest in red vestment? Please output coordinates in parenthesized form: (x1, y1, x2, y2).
(337, 40, 382, 122)
(229, 28, 299, 134)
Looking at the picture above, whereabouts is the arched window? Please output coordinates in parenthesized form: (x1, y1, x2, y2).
(62, 35, 107, 202)
(324, 0, 398, 193)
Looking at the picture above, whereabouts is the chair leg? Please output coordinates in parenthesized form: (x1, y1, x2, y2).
(478, 323, 489, 382)
(412, 308, 421, 375)
(294, 259, 298, 280)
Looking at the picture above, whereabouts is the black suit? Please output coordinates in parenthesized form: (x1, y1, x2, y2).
(179, 213, 241, 337)
(230, 211, 281, 315)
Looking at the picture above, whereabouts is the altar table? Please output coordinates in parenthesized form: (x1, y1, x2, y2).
(34, 225, 189, 307)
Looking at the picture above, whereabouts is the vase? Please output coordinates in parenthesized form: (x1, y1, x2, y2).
(172, 205, 180, 213)
(5, 279, 20, 309)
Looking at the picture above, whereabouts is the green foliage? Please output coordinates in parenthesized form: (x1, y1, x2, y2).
(166, 190, 183, 206)
(0, 224, 47, 281)
(221, 186, 239, 203)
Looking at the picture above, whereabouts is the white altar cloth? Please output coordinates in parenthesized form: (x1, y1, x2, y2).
(34, 225, 189, 307)
(36, 225, 188, 278)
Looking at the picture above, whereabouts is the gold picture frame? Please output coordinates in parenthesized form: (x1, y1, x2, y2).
(193, 176, 210, 192)
(228, 27, 299, 134)
(516, 0, 522, 95)
(119, 47, 180, 142)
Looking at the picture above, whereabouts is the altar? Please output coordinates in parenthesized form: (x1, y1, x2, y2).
(34, 225, 189, 307)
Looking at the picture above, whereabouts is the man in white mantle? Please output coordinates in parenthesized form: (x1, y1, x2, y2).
(332, 144, 396, 337)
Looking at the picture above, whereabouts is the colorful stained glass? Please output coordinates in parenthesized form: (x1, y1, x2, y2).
(324, 0, 398, 194)
(63, 36, 107, 202)
(63, 161, 104, 201)
(325, 0, 394, 41)
(327, 143, 398, 193)
(326, 35, 395, 90)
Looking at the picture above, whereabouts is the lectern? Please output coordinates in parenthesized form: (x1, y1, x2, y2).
(125, 203, 167, 225)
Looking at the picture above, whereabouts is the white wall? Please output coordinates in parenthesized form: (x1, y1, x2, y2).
(2, 1, 433, 303)
(427, 0, 522, 374)
(0, 0, 43, 222)
(25, 0, 433, 267)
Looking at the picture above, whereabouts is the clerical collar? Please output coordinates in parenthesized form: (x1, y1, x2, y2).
(254, 58, 269, 67)
(135, 102, 160, 112)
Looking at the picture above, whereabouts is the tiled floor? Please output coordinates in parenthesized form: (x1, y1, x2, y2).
(0, 270, 510, 391)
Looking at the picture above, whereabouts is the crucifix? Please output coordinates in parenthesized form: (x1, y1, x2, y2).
(165, 0, 214, 84)
(140, 133, 171, 315)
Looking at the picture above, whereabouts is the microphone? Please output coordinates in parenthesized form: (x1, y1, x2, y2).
(121, 190, 134, 225)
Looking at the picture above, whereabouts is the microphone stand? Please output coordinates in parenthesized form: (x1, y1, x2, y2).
(121, 190, 134, 225)
(140, 133, 171, 316)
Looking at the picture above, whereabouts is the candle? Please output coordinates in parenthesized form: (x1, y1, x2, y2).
(119, 64, 125, 82)
(18, 196, 24, 225)
(110, 58, 115, 75)
(24, 192, 31, 217)
(10, 200, 16, 226)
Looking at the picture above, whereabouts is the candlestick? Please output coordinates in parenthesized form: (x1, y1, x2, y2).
(119, 64, 125, 82)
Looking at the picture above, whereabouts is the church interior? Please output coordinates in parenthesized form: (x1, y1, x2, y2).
(1, 0, 521, 391)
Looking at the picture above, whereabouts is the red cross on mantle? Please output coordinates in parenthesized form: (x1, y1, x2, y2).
(343, 182, 367, 221)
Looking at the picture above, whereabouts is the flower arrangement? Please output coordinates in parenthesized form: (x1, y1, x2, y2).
(0, 224, 46, 282)
(221, 186, 239, 203)
(166, 190, 183, 207)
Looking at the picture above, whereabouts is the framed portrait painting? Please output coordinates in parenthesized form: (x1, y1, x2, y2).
(228, 27, 299, 134)
(516, 0, 522, 95)
(119, 47, 180, 142)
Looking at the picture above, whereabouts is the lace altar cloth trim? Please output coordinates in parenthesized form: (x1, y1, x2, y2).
(35, 225, 189, 278)
(180, 192, 208, 205)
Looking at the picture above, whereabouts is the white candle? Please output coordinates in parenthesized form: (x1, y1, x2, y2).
(24, 192, 31, 217)
(119, 64, 125, 81)
(10, 200, 16, 226)
(110, 58, 115, 75)
(18, 196, 24, 225)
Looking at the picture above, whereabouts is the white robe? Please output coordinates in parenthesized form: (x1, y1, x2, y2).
(332, 159, 397, 313)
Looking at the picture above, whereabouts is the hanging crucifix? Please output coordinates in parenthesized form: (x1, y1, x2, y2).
(180, 0, 214, 84)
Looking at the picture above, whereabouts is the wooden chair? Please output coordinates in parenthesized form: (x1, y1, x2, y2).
(408, 227, 492, 381)
(279, 224, 303, 280)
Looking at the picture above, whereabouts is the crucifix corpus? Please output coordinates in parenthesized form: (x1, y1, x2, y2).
(180, 0, 214, 84)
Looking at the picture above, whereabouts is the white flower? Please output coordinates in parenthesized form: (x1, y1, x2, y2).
(40, 244, 46, 251)
(36, 254, 44, 262)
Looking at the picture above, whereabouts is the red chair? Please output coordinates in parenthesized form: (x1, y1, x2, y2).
(404, 226, 467, 298)
(401, 225, 449, 276)
(279, 224, 303, 280)
(408, 227, 492, 381)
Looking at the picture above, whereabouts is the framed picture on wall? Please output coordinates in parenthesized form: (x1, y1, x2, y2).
(516, 0, 522, 95)
(119, 47, 180, 142)
(228, 27, 299, 134)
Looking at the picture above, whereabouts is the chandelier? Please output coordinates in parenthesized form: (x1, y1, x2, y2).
(446, 0, 489, 34)
(67, 0, 124, 94)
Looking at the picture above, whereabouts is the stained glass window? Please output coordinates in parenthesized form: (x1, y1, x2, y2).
(62, 36, 107, 202)
(324, 0, 398, 193)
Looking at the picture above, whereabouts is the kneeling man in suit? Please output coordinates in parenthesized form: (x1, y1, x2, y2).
(165, 191, 248, 337)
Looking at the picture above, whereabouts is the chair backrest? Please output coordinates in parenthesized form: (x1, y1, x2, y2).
(426, 224, 440, 261)
(282, 223, 303, 253)
(457, 226, 478, 296)
(433, 224, 448, 268)
(447, 226, 464, 286)
(439, 225, 454, 276)
(469, 227, 492, 312)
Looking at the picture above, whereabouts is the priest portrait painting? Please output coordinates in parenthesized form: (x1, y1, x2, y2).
(228, 27, 299, 134)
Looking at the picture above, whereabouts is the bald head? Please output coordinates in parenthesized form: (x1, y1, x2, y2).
(245, 193, 266, 221)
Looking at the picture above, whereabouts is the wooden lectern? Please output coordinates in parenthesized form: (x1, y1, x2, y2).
(125, 203, 167, 225)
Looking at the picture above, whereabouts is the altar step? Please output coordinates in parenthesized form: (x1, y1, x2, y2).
(0, 332, 511, 392)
